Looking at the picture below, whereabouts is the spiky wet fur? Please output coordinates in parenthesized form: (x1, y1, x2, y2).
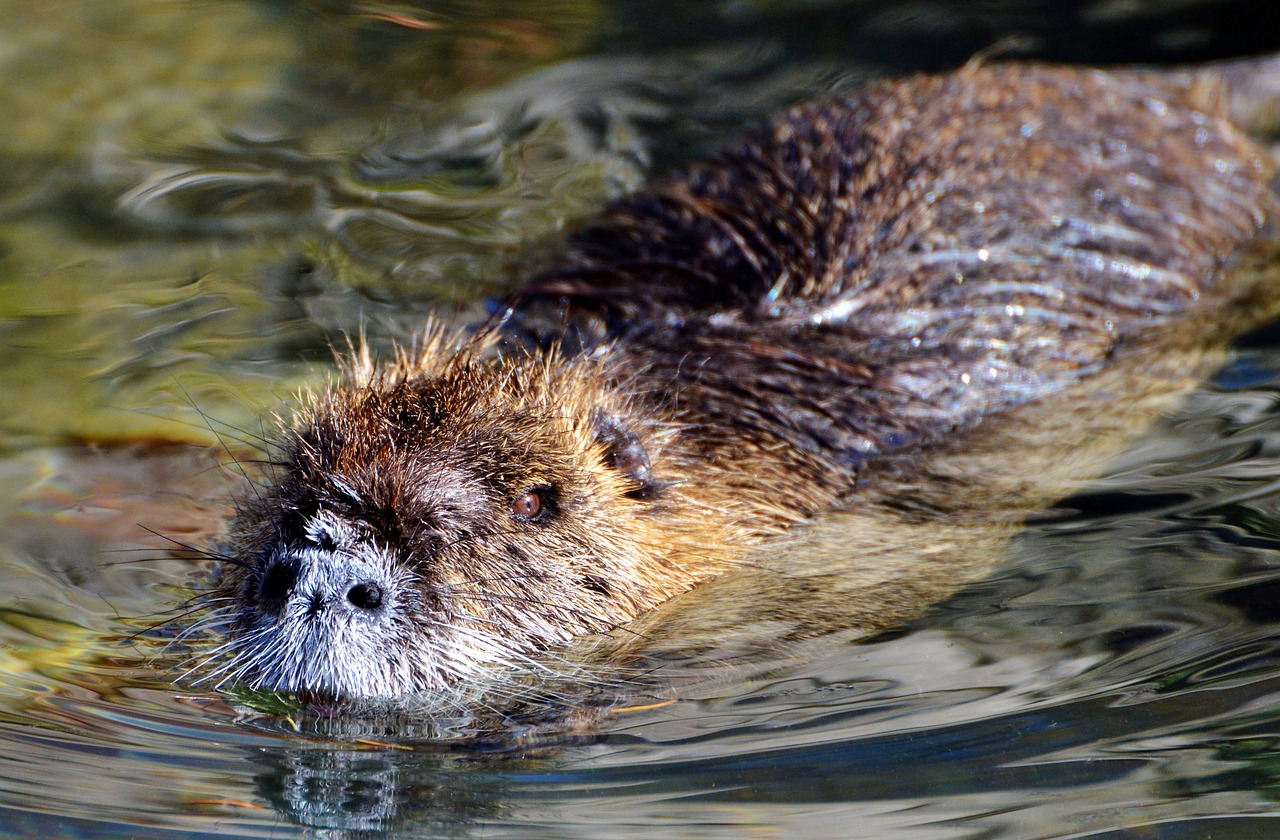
(210, 326, 769, 700)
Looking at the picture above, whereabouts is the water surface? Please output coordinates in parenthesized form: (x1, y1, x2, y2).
(6, 1, 1280, 837)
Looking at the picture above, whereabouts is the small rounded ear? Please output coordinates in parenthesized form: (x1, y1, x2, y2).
(592, 409, 663, 499)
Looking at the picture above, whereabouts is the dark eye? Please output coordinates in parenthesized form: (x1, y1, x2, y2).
(510, 488, 546, 522)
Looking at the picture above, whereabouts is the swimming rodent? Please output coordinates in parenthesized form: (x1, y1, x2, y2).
(207, 59, 1280, 710)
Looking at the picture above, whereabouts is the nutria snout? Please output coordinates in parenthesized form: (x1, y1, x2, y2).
(206, 60, 1280, 708)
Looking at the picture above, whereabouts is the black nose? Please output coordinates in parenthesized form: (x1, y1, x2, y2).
(346, 581, 384, 610)
(256, 559, 298, 610)
(254, 552, 388, 617)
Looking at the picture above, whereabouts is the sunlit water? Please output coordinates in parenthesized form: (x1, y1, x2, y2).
(6, 1, 1280, 837)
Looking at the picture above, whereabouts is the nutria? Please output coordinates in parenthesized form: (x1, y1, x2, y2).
(204, 59, 1280, 711)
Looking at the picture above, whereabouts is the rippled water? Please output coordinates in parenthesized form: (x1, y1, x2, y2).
(7, 1, 1280, 837)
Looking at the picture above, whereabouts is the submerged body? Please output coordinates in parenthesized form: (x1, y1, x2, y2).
(213, 61, 1280, 707)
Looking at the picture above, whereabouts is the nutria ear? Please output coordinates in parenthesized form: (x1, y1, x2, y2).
(592, 410, 663, 499)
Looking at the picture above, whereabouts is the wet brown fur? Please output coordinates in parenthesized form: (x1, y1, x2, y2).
(214, 60, 1280, 706)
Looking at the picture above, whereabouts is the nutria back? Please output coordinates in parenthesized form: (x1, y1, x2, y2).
(207, 60, 1280, 717)
(519, 63, 1273, 487)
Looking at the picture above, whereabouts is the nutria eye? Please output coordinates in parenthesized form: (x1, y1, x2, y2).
(510, 488, 546, 522)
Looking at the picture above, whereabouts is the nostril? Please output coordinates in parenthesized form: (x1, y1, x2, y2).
(257, 561, 297, 608)
(346, 581, 384, 610)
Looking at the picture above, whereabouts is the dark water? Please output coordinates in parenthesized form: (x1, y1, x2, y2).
(7, 0, 1280, 837)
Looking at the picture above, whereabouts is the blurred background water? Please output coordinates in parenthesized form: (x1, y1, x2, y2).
(7, 0, 1280, 837)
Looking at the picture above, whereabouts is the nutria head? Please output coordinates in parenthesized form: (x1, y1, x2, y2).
(207, 328, 736, 702)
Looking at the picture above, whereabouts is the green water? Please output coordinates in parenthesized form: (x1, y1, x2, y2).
(6, 0, 1280, 837)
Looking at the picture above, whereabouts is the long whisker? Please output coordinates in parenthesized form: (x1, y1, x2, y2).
(171, 378, 269, 514)
(136, 525, 252, 570)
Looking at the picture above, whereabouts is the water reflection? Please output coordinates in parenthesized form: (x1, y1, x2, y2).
(7, 0, 1280, 837)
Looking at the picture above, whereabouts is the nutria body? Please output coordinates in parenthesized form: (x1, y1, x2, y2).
(210, 61, 1280, 708)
